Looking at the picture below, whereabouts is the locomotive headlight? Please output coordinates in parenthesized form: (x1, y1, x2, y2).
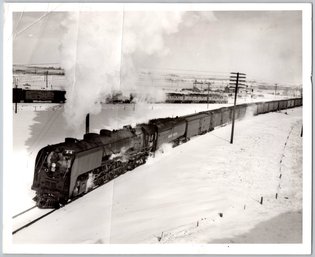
(51, 163, 56, 172)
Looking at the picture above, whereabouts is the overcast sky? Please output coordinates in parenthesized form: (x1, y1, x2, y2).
(13, 11, 302, 85)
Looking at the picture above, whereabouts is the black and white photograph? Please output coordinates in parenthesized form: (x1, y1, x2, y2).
(2, 2, 312, 255)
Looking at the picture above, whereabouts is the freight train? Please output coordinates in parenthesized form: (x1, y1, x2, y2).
(166, 92, 228, 103)
(13, 88, 66, 103)
(32, 98, 302, 208)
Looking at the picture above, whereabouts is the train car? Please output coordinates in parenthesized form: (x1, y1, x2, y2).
(279, 100, 288, 110)
(244, 102, 258, 116)
(234, 104, 248, 120)
(256, 102, 265, 115)
(262, 102, 269, 113)
(13, 88, 24, 102)
(183, 93, 196, 103)
(288, 99, 296, 108)
(288, 99, 295, 108)
(183, 113, 211, 140)
(207, 108, 223, 128)
(267, 101, 279, 112)
(298, 98, 302, 106)
(24, 90, 54, 102)
(210, 92, 228, 104)
(221, 107, 232, 125)
(165, 93, 185, 103)
(296, 98, 303, 106)
(165, 92, 228, 104)
(13, 88, 66, 103)
(149, 117, 186, 150)
(53, 90, 67, 103)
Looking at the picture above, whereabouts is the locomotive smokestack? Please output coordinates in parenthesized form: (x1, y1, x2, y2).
(86, 113, 90, 134)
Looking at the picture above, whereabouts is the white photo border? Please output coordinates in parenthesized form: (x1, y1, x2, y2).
(2, 2, 312, 255)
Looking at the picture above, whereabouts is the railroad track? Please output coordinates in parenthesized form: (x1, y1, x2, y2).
(12, 185, 102, 235)
(12, 151, 148, 235)
(13, 108, 64, 235)
(12, 206, 56, 235)
(12, 205, 37, 219)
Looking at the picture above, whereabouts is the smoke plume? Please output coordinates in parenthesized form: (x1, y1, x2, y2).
(60, 10, 184, 128)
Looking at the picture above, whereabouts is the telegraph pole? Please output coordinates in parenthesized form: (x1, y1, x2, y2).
(207, 82, 211, 109)
(45, 71, 49, 89)
(14, 78, 18, 114)
(229, 72, 246, 144)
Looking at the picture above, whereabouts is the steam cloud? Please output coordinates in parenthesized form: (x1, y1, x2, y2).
(60, 11, 185, 128)
(60, 12, 123, 129)
(60, 10, 215, 128)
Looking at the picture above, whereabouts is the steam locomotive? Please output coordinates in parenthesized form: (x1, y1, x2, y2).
(32, 98, 302, 208)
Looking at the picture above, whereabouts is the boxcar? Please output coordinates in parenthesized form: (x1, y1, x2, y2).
(246, 103, 258, 116)
(221, 107, 232, 125)
(13, 88, 66, 103)
(235, 104, 247, 120)
(279, 100, 288, 110)
(269, 101, 279, 112)
(294, 98, 302, 107)
(262, 102, 269, 113)
(183, 113, 211, 139)
(207, 108, 222, 129)
(256, 102, 265, 114)
(25, 90, 55, 102)
(166, 93, 184, 103)
(13, 88, 24, 102)
(287, 99, 295, 108)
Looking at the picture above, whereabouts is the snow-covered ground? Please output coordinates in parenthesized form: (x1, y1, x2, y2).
(10, 103, 303, 246)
